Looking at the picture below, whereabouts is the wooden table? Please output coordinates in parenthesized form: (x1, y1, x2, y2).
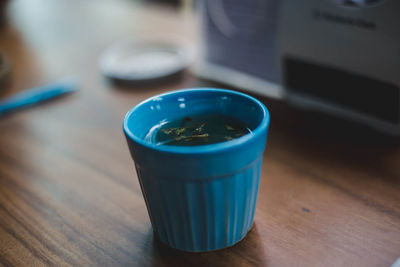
(0, 0, 399, 266)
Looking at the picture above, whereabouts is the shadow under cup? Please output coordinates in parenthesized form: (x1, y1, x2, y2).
(123, 88, 270, 252)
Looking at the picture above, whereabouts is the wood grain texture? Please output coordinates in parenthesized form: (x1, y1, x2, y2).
(0, 0, 399, 266)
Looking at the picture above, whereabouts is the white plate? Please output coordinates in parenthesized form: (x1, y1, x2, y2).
(99, 40, 194, 82)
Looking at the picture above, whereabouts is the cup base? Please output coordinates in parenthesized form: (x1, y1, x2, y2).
(153, 223, 255, 253)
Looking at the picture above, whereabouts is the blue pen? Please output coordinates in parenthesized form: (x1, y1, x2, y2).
(0, 77, 78, 116)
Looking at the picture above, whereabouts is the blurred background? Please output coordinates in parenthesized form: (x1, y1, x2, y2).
(1, 0, 399, 138)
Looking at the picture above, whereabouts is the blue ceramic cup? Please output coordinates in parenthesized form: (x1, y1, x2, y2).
(123, 88, 270, 252)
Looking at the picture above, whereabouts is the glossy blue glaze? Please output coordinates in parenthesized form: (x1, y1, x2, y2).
(124, 88, 270, 252)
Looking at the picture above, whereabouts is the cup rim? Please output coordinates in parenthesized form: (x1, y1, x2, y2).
(123, 88, 270, 155)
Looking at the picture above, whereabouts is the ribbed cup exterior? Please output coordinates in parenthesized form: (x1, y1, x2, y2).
(135, 157, 262, 252)
(124, 88, 270, 252)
